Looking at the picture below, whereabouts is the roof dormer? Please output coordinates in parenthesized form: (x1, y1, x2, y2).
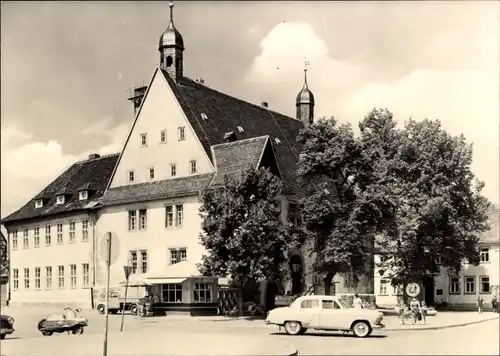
(77, 183, 96, 201)
(55, 187, 71, 205)
(33, 191, 50, 209)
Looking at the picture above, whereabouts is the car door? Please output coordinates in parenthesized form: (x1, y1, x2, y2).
(319, 299, 343, 329)
(298, 299, 321, 328)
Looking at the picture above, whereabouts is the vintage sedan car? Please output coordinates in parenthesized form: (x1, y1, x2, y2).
(37, 313, 88, 336)
(0, 314, 15, 339)
(266, 295, 385, 337)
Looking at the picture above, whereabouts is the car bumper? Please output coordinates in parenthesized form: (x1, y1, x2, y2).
(372, 323, 385, 329)
(1, 327, 15, 335)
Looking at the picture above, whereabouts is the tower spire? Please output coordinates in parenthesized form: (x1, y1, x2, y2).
(296, 59, 315, 125)
(159, 0, 185, 81)
(303, 59, 310, 87)
(169, 1, 174, 25)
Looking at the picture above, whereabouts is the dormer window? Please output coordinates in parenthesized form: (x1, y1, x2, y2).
(275, 137, 281, 144)
(237, 126, 244, 133)
(35, 199, 44, 209)
(56, 195, 65, 205)
(201, 113, 208, 120)
(79, 190, 88, 201)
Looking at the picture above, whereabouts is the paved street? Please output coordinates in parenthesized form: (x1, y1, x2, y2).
(1, 307, 499, 355)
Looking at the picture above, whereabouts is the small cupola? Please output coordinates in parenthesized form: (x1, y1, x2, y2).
(77, 183, 95, 201)
(159, 1, 184, 82)
(296, 66, 315, 125)
(55, 187, 71, 205)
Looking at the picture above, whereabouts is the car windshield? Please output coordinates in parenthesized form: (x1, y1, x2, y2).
(336, 299, 348, 309)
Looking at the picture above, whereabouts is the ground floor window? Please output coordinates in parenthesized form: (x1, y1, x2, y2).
(379, 279, 388, 295)
(194, 283, 213, 303)
(12, 269, 19, 290)
(161, 283, 183, 303)
(480, 276, 490, 294)
(464, 276, 475, 294)
(449, 277, 460, 294)
(24, 268, 30, 289)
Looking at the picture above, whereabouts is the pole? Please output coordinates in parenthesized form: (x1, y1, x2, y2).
(120, 278, 129, 332)
(103, 233, 112, 356)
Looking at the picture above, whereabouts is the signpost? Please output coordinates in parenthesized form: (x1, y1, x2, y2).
(99, 232, 119, 356)
(120, 265, 133, 332)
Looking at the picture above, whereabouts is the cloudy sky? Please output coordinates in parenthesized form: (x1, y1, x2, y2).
(1, 1, 499, 217)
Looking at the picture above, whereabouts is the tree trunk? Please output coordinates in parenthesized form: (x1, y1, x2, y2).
(238, 280, 244, 318)
(323, 272, 335, 295)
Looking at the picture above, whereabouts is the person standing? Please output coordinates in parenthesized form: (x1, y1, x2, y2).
(477, 295, 484, 314)
(491, 295, 498, 313)
(420, 301, 428, 325)
(352, 293, 363, 309)
(409, 298, 421, 325)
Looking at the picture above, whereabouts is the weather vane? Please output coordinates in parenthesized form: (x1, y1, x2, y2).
(304, 58, 310, 71)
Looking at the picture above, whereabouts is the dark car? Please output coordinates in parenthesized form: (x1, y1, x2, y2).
(37, 314, 88, 336)
(0, 314, 15, 339)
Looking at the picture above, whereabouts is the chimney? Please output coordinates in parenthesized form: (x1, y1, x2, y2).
(195, 78, 205, 84)
(88, 153, 100, 160)
(261, 101, 268, 108)
(127, 85, 147, 116)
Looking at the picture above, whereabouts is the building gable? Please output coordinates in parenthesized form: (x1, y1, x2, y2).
(108, 67, 214, 189)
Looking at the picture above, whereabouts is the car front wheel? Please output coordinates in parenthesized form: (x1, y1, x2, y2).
(284, 321, 303, 335)
(97, 304, 105, 314)
(352, 321, 371, 338)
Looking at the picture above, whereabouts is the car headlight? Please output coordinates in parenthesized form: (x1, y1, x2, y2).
(8, 316, 14, 325)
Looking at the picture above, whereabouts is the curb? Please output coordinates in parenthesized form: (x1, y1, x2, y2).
(384, 315, 499, 332)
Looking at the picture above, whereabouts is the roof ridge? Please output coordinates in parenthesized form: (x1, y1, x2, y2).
(180, 76, 302, 123)
(211, 135, 269, 149)
(75, 152, 120, 165)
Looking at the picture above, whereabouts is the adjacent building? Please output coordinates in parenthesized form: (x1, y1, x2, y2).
(1, 154, 118, 307)
(1, 230, 8, 304)
(374, 205, 499, 310)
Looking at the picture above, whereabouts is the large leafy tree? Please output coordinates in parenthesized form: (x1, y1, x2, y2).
(297, 118, 385, 295)
(198, 167, 296, 314)
(360, 109, 491, 289)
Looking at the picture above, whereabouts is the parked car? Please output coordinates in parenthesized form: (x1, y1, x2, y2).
(0, 315, 15, 339)
(265, 295, 385, 338)
(37, 313, 88, 336)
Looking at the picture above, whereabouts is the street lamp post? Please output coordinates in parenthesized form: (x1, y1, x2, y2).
(120, 265, 133, 332)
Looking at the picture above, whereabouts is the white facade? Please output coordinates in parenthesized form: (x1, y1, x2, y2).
(8, 213, 95, 307)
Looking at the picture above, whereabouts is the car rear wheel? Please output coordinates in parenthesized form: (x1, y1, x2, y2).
(284, 321, 303, 335)
(97, 304, 105, 314)
(352, 321, 371, 338)
(129, 304, 139, 315)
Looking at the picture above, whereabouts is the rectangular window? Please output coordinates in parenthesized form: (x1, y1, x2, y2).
(69, 221, 76, 242)
(170, 248, 187, 265)
(12, 269, 19, 290)
(379, 280, 388, 295)
(175, 205, 184, 226)
(139, 209, 147, 230)
(23, 228, 29, 249)
(24, 268, 30, 289)
(11, 230, 18, 249)
(464, 276, 475, 294)
(393, 285, 403, 296)
(82, 264, 90, 287)
(161, 283, 183, 303)
(160, 130, 167, 143)
(140, 133, 148, 146)
(82, 220, 89, 242)
(450, 277, 460, 294)
(128, 211, 137, 231)
(57, 223, 63, 244)
(190, 160, 197, 174)
(79, 190, 88, 200)
(58, 265, 65, 289)
(34, 267, 41, 289)
(149, 168, 155, 180)
(45, 225, 51, 246)
(45, 266, 52, 290)
(130, 251, 138, 274)
(178, 127, 185, 141)
(300, 299, 319, 309)
(128, 170, 135, 183)
(480, 276, 490, 294)
(170, 164, 177, 177)
(194, 283, 212, 303)
(165, 206, 174, 227)
(480, 248, 490, 263)
(140, 250, 148, 273)
(34, 227, 40, 247)
(70, 264, 77, 288)
(343, 273, 357, 288)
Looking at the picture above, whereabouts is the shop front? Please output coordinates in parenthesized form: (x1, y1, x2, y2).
(145, 261, 219, 316)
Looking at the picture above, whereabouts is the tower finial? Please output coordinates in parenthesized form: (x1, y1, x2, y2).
(169, 1, 174, 24)
(304, 59, 310, 86)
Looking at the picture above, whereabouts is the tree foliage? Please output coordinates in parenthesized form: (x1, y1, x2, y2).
(198, 167, 296, 288)
(297, 118, 384, 293)
(359, 109, 491, 285)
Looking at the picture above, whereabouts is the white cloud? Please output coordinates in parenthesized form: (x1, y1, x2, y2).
(245, 21, 499, 204)
(1, 118, 129, 218)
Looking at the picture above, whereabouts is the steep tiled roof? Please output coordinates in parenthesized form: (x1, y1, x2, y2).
(100, 173, 215, 207)
(211, 136, 269, 187)
(480, 205, 499, 244)
(2, 154, 119, 225)
(161, 69, 305, 197)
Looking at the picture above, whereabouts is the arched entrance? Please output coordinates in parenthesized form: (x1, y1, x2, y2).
(289, 254, 304, 295)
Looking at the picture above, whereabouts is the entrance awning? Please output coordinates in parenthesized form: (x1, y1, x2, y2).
(146, 277, 187, 284)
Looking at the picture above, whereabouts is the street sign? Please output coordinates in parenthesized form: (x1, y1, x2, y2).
(99, 232, 120, 265)
(123, 266, 132, 280)
(405, 282, 421, 298)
